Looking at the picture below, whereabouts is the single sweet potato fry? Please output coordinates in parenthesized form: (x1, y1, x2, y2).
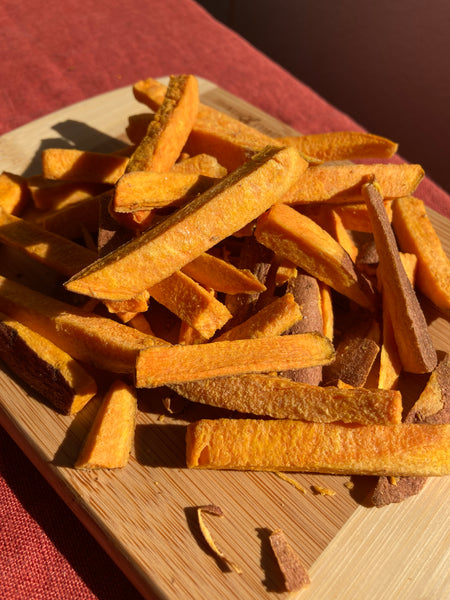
(322, 319, 380, 387)
(392, 196, 450, 310)
(283, 163, 424, 205)
(0, 208, 96, 277)
(75, 380, 137, 469)
(27, 176, 108, 211)
(136, 332, 335, 388)
(182, 252, 266, 295)
(186, 419, 450, 476)
(0, 276, 165, 373)
(35, 191, 104, 239)
(126, 74, 199, 173)
(42, 148, 128, 184)
(148, 270, 232, 339)
(133, 77, 283, 171)
(254, 202, 376, 309)
(278, 271, 323, 385)
(0, 312, 97, 415)
(362, 181, 437, 373)
(113, 171, 217, 213)
(65, 145, 307, 301)
(174, 373, 402, 424)
(214, 293, 302, 342)
(171, 153, 227, 178)
(0, 171, 30, 215)
(276, 131, 398, 161)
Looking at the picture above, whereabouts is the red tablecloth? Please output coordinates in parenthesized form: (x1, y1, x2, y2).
(1, 1, 449, 599)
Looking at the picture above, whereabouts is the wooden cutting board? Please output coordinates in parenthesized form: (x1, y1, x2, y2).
(0, 77, 449, 600)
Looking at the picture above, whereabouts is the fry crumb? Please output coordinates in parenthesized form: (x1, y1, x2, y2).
(269, 528, 310, 592)
(344, 481, 355, 490)
(312, 485, 336, 496)
(197, 505, 242, 574)
(274, 472, 308, 494)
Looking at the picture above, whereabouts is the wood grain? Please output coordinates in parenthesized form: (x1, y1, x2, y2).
(0, 78, 449, 600)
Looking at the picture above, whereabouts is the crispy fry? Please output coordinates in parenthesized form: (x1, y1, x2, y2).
(149, 270, 232, 339)
(35, 191, 104, 239)
(75, 380, 137, 469)
(283, 163, 424, 205)
(113, 171, 217, 213)
(255, 202, 376, 309)
(174, 373, 402, 424)
(278, 271, 323, 385)
(186, 419, 450, 476)
(182, 252, 266, 295)
(392, 196, 450, 310)
(126, 74, 199, 173)
(136, 332, 335, 388)
(171, 153, 227, 178)
(277, 131, 398, 161)
(0, 208, 96, 277)
(65, 145, 307, 301)
(42, 148, 128, 184)
(27, 176, 107, 211)
(0, 276, 165, 373)
(214, 293, 301, 342)
(362, 181, 437, 373)
(0, 312, 97, 415)
(0, 171, 30, 215)
(133, 77, 283, 170)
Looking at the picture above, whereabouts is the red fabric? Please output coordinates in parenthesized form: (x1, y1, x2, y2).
(0, 1, 449, 599)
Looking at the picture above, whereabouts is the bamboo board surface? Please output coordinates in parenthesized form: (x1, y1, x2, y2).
(0, 77, 449, 600)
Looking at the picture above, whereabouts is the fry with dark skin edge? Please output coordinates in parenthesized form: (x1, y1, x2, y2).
(0, 312, 97, 415)
(362, 180, 437, 374)
(254, 202, 376, 310)
(173, 373, 402, 424)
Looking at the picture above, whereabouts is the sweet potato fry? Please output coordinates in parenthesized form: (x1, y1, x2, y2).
(0, 276, 165, 373)
(323, 318, 380, 387)
(133, 77, 283, 171)
(136, 332, 335, 388)
(186, 419, 450, 476)
(318, 281, 334, 341)
(174, 373, 402, 424)
(254, 202, 376, 310)
(0, 312, 97, 414)
(113, 171, 217, 213)
(377, 252, 418, 390)
(27, 176, 108, 211)
(0, 171, 30, 215)
(182, 252, 266, 295)
(75, 380, 137, 469)
(362, 181, 437, 373)
(148, 270, 232, 339)
(214, 293, 302, 342)
(171, 153, 227, 178)
(276, 131, 398, 161)
(35, 190, 105, 239)
(125, 74, 199, 174)
(283, 163, 424, 205)
(65, 145, 307, 301)
(392, 196, 450, 310)
(0, 208, 96, 277)
(42, 148, 128, 184)
(278, 271, 323, 385)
